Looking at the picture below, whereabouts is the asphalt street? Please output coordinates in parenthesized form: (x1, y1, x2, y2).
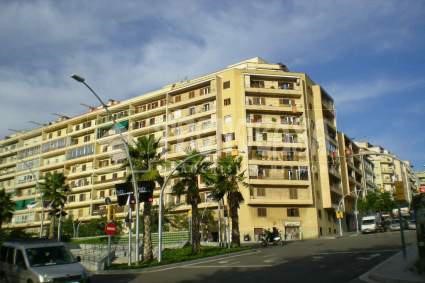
(91, 230, 416, 283)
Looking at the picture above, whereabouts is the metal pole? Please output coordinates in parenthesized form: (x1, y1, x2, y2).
(72, 76, 140, 264)
(354, 192, 360, 234)
(128, 204, 132, 266)
(107, 235, 112, 267)
(218, 201, 222, 247)
(398, 206, 407, 259)
(338, 216, 343, 237)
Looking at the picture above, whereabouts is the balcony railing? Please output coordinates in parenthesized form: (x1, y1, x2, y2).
(248, 135, 304, 144)
(168, 104, 216, 120)
(169, 122, 216, 137)
(248, 151, 307, 162)
(249, 166, 309, 181)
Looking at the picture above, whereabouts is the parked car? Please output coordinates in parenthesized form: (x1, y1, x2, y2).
(361, 215, 381, 233)
(0, 239, 90, 283)
(408, 220, 417, 230)
(389, 218, 409, 231)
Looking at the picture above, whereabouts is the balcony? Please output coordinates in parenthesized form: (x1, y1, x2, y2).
(168, 122, 216, 142)
(168, 103, 216, 125)
(97, 110, 129, 125)
(168, 88, 215, 110)
(248, 150, 307, 165)
(248, 188, 312, 205)
(247, 135, 305, 148)
(381, 167, 394, 174)
(245, 80, 301, 97)
(245, 97, 303, 113)
(249, 166, 309, 186)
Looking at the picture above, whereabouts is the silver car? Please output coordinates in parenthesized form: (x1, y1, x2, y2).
(0, 239, 89, 283)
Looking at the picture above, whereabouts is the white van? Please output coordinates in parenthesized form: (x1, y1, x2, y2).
(361, 216, 379, 233)
(0, 239, 89, 283)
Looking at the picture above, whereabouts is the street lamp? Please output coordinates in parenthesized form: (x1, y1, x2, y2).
(71, 74, 141, 265)
(157, 147, 244, 262)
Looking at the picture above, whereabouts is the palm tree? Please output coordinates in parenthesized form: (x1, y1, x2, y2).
(172, 150, 213, 254)
(127, 135, 164, 262)
(39, 172, 68, 239)
(209, 155, 246, 247)
(0, 189, 15, 230)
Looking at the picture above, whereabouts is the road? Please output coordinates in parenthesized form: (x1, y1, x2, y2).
(91, 230, 416, 283)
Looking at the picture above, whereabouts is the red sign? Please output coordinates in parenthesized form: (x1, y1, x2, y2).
(104, 222, 117, 235)
(420, 185, 425, 194)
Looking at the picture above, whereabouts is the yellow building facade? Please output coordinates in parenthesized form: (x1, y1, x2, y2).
(0, 57, 357, 239)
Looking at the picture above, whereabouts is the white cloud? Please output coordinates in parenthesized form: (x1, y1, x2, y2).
(0, 0, 424, 139)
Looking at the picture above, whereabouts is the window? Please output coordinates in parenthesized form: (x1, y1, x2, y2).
(257, 207, 267, 217)
(289, 188, 298, 199)
(48, 133, 53, 139)
(100, 191, 105, 198)
(287, 208, 300, 217)
(223, 81, 230, 89)
(75, 125, 80, 131)
(112, 173, 118, 180)
(222, 133, 235, 142)
(189, 107, 196, 115)
(68, 195, 75, 202)
(200, 86, 210, 95)
(224, 98, 231, 106)
(101, 175, 106, 182)
(279, 98, 291, 106)
(174, 95, 181, 103)
(82, 164, 86, 171)
(149, 118, 155, 125)
(15, 249, 26, 268)
(57, 130, 61, 137)
(79, 194, 86, 202)
(189, 91, 195, 98)
(84, 135, 91, 143)
(257, 188, 266, 197)
(188, 124, 196, 132)
(224, 115, 232, 124)
(203, 103, 210, 112)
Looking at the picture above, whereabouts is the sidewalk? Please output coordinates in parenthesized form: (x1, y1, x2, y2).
(360, 245, 425, 283)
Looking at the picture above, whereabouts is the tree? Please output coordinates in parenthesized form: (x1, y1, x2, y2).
(0, 189, 15, 230)
(172, 150, 213, 254)
(39, 172, 69, 239)
(127, 135, 164, 262)
(208, 155, 246, 247)
(358, 191, 396, 214)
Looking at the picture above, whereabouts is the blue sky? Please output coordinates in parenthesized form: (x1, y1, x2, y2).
(0, 0, 424, 168)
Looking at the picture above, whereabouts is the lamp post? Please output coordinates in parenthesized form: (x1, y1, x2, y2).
(157, 147, 243, 262)
(71, 74, 141, 265)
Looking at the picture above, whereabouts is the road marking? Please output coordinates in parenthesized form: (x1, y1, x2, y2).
(312, 256, 324, 261)
(181, 264, 273, 269)
(357, 253, 380, 261)
(140, 250, 261, 274)
(315, 249, 397, 255)
(263, 259, 275, 263)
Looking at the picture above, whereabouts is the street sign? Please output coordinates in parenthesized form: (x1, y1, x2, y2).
(105, 222, 117, 236)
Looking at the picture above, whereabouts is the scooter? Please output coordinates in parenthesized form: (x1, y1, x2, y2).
(260, 231, 284, 247)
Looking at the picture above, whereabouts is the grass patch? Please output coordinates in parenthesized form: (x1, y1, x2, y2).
(108, 245, 250, 270)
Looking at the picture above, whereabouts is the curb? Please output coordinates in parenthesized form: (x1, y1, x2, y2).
(359, 248, 424, 283)
(92, 248, 259, 275)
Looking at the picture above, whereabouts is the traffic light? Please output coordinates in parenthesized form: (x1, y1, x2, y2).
(115, 182, 131, 206)
(138, 181, 155, 203)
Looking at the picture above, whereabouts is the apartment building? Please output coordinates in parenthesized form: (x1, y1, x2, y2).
(355, 142, 416, 203)
(416, 171, 425, 193)
(1, 57, 347, 239)
(337, 132, 375, 231)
